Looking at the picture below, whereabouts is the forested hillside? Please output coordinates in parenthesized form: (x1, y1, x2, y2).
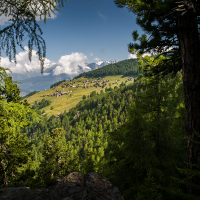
(21, 82, 138, 172)
(17, 64, 187, 199)
(75, 58, 140, 78)
(1, 56, 190, 199)
(24, 75, 135, 117)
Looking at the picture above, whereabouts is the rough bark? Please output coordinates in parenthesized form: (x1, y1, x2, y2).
(178, 3, 200, 196)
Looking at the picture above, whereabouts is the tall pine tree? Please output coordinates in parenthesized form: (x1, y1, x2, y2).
(114, 0, 200, 196)
(102, 55, 186, 199)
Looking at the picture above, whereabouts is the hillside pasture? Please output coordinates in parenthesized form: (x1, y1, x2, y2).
(24, 75, 135, 118)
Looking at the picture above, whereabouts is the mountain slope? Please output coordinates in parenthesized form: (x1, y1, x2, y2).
(7, 60, 118, 96)
(75, 58, 139, 78)
(21, 80, 141, 171)
(23, 58, 140, 117)
(25, 75, 136, 118)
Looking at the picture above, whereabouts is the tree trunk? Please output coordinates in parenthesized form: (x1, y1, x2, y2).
(178, 4, 200, 196)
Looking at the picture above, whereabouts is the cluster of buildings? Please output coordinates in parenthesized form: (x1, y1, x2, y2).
(40, 90, 72, 98)
(39, 77, 134, 98)
(81, 78, 111, 88)
(61, 83, 76, 88)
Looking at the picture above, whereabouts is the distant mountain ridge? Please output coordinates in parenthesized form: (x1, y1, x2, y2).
(75, 58, 139, 79)
(6, 60, 118, 96)
(87, 60, 118, 71)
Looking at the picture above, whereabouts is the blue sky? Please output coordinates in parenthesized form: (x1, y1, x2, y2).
(1, 0, 144, 75)
(38, 0, 143, 62)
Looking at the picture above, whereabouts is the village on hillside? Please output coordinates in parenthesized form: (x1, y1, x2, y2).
(40, 77, 133, 98)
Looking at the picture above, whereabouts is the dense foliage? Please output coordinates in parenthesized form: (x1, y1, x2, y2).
(103, 56, 186, 200)
(1, 0, 199, 198)
(0, 68, 34, 186)
(31, 98, 52, 110)
(21, 82, 139, 175)
(115, 0, 200, 196)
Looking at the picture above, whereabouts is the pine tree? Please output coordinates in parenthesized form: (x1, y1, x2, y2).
(80, 148, 96, 175)
(115, 0, 200, 196)
(102, 56, 186, 199)
(38, 128, 80, 187)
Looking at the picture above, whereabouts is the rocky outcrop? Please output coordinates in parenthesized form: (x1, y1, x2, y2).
(0, 172, 124, 200)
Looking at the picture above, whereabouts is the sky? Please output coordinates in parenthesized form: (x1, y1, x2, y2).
(1, 0, 144, 75)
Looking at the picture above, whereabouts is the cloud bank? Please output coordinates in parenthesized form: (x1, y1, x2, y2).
(2, 47, 91, 76)
(53, 52, 90, 75)
(2, 46, 52, 74)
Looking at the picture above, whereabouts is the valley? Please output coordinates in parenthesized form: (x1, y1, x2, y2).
(1, 57, 187, 199)
(24, 75, 135, 118)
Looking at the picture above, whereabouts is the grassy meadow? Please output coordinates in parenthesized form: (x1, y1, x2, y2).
(24, 75, 135, 118)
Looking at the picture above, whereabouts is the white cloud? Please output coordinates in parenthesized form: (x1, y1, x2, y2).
(128, 47, 173, 59)
(142, 52, 152, 57)
(43, 73, 50, 76)
(2, 48, 92, 76)
(128, 52, 152, 59)
(53, 52, 90, 75)
(94, 57, 101, 61)
(98, 12, 107, 21)
(128, 54, 137, 59)
(90, 53, 94, 57)
(163, 46, 173, 52)
(2, 46, 52, 74)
